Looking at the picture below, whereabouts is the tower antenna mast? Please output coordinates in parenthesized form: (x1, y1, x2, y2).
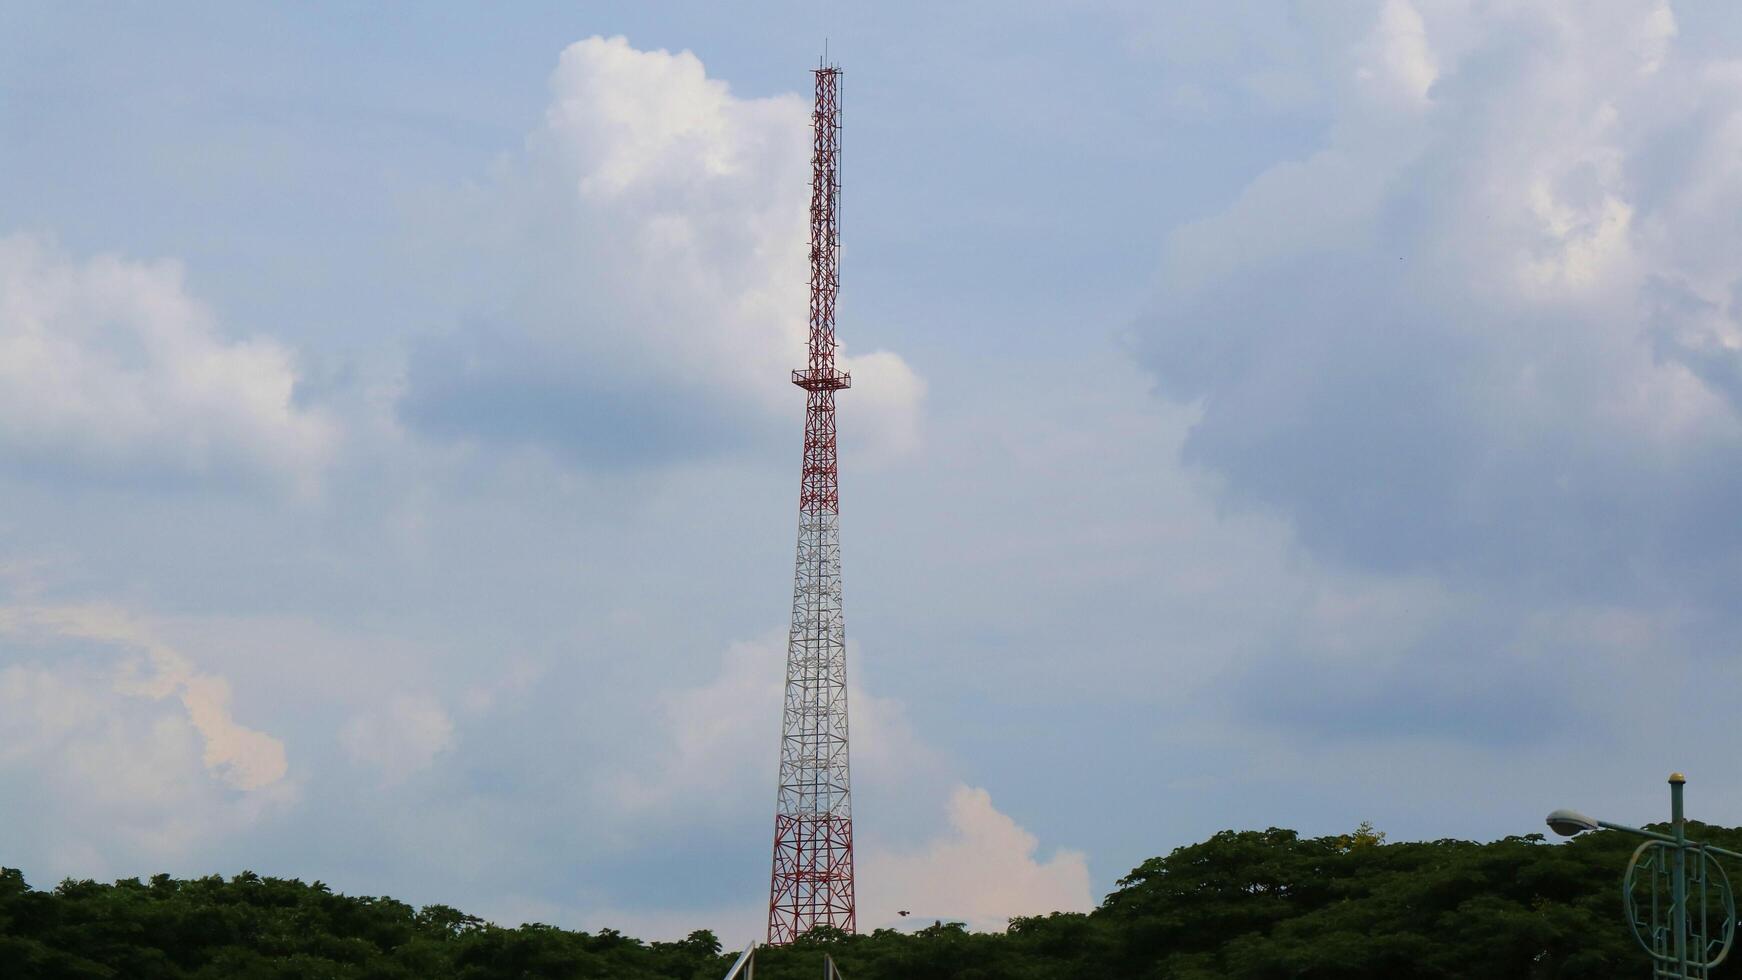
(766, 58, 855, 945)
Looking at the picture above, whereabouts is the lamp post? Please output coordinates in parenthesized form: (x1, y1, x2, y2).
(1547, 773, 1738, 979)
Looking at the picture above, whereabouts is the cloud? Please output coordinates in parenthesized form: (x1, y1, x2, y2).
(1133, 0, 1742, 601)
(1356, 0, 1438, 107)
(0, 603, 291, 879)
(0, 234, 334, 487)
(860, 785, 1093, 932)
(400, 35, 923, 466)
(608, 633, 945, 825)
(605, 637, 782, 814)
(600, 633, 1085, 935)
(0, 603, 289, 791)
(551, 786, 1093, 942)
(342, 693, 456, 781)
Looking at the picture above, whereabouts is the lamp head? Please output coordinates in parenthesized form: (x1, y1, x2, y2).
(1546, 808, 1600, 837)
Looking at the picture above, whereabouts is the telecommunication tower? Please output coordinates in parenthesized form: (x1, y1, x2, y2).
(767, 61, 855, 945)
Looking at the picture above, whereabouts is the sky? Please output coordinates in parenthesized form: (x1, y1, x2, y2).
(3, 0, 1742, 943)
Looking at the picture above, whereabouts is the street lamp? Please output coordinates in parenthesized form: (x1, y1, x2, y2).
(1547, 773, 1738, 979)
(1546, 809, 1601, 837)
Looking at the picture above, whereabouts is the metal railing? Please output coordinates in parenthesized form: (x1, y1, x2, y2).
(721, 942, 756, 980)
(720, 942, 848, 980)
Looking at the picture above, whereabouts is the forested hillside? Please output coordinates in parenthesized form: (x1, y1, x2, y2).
(3, 822, 1726, 979)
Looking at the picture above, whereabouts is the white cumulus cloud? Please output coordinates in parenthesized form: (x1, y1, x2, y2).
(604, 633, 1087, 936)
(1356, 0, 1437, 107)
(401, 36, 923, 465)
(861, 785, 1094, 932)
(0, 602, 289, 791)
(0, 602, 291, 879)
(0, 234, 334, 486)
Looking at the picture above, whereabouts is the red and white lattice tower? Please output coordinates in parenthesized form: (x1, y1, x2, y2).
(767, 62, 855, 945)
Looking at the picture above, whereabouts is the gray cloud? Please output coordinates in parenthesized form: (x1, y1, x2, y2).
(1650, 277, 1742, 418)
(401, 318, 758, 466)
(1134, 0, 1742, 603)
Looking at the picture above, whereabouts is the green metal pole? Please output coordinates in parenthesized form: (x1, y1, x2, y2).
(1673, 773, 1689, 978)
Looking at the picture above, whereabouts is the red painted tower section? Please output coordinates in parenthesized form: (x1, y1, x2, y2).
(768, 62, 855, 945)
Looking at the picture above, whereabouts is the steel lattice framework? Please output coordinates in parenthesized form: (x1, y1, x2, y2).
(767, 63, 855, 946)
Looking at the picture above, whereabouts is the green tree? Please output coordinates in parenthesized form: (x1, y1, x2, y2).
(5, 823, 1737, 979)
